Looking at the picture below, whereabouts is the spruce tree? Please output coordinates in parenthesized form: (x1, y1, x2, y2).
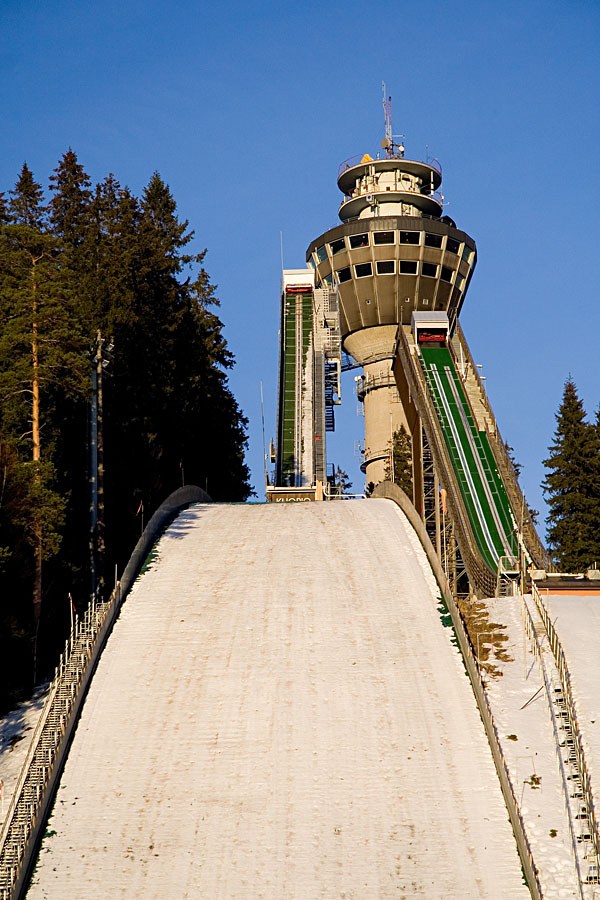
(384, 425, 413, 498)
(9, 163, 45, 227)
(0, 156, 251, 697)
(330, 466, 352, 496)
(48, 149, 92, 245)
(542, 379, 600, 570)
(0, 164, 86, 625)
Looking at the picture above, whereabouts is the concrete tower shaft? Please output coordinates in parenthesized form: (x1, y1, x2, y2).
(306, 149, 477, 486)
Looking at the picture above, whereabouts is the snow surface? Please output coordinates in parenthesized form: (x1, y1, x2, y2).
(26, 500, 530, 898)
(483, 594, 582, 897)
(543, 593, 600, 817)
(0, 685, 49, 830)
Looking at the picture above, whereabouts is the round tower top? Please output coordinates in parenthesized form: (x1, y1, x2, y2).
(337, 151, 443, 223)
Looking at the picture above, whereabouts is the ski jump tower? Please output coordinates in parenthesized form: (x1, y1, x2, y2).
(269, 269, 342, 501)
(306, 97, 477, 487)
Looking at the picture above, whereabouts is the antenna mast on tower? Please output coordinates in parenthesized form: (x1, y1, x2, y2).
(381, 82, 405, 159)
(382, 82, 392, 153)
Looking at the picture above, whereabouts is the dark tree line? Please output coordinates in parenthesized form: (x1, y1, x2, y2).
(0, 151, 251, 710)
(543, 379, 600, 571)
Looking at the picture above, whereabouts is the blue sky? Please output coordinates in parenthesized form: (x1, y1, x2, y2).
(1, 0, 599, 531)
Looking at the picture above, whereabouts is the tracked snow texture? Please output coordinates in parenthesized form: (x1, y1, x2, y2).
(544, 593, 600, 808)
(27, 500, 529, 899)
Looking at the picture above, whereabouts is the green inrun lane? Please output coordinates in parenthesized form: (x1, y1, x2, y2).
(419, 346, 517, 571)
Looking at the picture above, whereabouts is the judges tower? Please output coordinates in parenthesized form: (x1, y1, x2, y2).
(306, 94, 477, 486)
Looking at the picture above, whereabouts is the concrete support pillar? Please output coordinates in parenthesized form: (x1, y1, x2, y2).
(361, 359, 409, 486)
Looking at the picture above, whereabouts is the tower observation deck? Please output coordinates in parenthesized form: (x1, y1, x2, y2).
(307, 134, 477, 486)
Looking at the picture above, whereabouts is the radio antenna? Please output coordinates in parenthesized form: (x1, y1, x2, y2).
(382, 81, 392, 150)
(381, 82, 404, 158)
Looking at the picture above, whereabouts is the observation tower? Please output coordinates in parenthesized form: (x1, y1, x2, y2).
(306, 95, 477, 486)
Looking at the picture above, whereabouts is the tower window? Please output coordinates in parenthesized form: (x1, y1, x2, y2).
(373, 230, 395, 245)
(376, 260, 395, 275)
(422, 262, 438, 278)
(424, 232, 443, 248)
(446, 237, 460, 255)
(462, 245, 472, 263)
(329, 238, 346, 255)
(349, 233, 369, 249)
(337, 266, 352, 283)
(399, 260, 418, 274)
(316, 245, 328, 263)
(355, 262, 373, 278)
(323, 274, 333, 287)
(440, 266, 454, 282)
(400, 231, 420, 245)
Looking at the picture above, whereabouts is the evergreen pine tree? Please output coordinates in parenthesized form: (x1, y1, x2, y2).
(0, 158, 251, 697)
(0, 163, 87, 625)
(48, 149, 92, 245)
(542, 379, 600, 570)
(330, 466, 352, 496)
(0, 192, 9, 224)
(8, 163, 45, 227)
(384, 425, 413, 498)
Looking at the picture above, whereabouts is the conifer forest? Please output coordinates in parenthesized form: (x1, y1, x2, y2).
(0, 151, 251, 711)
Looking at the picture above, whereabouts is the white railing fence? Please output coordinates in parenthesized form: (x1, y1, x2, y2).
(0, 485, 210, 900)
(0, 591, 117, 900)
(530, 582, 600, 884)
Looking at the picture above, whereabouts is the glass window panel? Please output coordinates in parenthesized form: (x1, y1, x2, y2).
(422, 262, 438, 278)
(329, 238, 346, 255)
(349, 233, 369, 249)
(399, 231, 420, 245)
(373, 230, 395, 245)
(316, 245, 328, 263)
(337, 266, 352, 283)
(424, 232, 443, 248)
(376, 260, 395, 274)
(355, 262, 373, 278)
(399, 261, 418, 274)
(446, 237, 460, 255)
(462, 244, 472, 262)
(440, 266, 454, 282)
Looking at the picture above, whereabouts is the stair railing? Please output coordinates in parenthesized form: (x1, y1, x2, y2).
(395, 324, 497, 597)
(0, 485, 211, 900)
(530, 582, 600, 878)
(0, 591, 117, 900)
(451, 324, 551, 571)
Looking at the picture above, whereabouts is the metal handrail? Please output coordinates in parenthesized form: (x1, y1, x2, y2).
(530, 582, 600, 875)
(339, 188, 443, 210)
(0, 594, 115, 899)
(452, 323, 551, 571)
(457, 608, 543, 898)
(521, 591, 587, 895)
(0, 487, 211, 900)
(337, 153, 442, 179)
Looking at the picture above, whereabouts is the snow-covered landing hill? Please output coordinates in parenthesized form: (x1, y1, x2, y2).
(26, 500, 530, 899)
